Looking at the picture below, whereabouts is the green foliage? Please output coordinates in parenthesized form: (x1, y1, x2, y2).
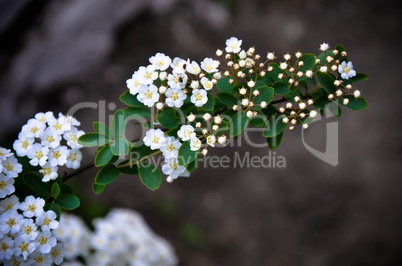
(120, 91, 144, 106)
(272, 82, 291, 95)
(178, 141, 199, 166)
(267, 131, 283, 150)
(51, 183, 60, 198)
(253, 86, 274, 110)
(95, 164, 120, 185)
(93, 122, 110, 137)
(78, 133, 109, 147)
(230, 111, 248, 137)
(138, 163, 162, 191)
(95, 145, 114, 167)
(263, 115, 287, 138)
(23, 173, 51, 199)
(158, 108, 181, 129)
(56, 194, 80, 210)
(110, 137, 130, 156)
(316, 72, 336, 94)
(216, 77, 234, 93)
(341, 96, 369, 110)
(217, 92, 239, 107)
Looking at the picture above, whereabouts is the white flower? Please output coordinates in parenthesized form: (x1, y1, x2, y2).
(58, 113, 80, 131)
(159, 137, 181, 159)
(190, 89, 208, 107)
(34, 111, 54, 124)
(137, 84, 160, 107)
(167, 73, 188, 89)
(19, 196, 45, 218)
(19, 218, 39, 241)
(170, 57, 187, 74)
(200, 77, 213, 91)
(50, 243, 67, 265)
(185, 60, 201, 75)
(0, 174, 15, 199)
(320, 66, 328, 72)
(159, 71, 167, 80)
(65, 149, 82, 169)
(22, 118, 46, 139)
(190, 80, 199, 90)
(320, 43, 330, 51)
(143, 129, 166, 150)
(48, 146, 69, 167)
(63, 127, 85, 149)
(47, 117, 65, 135)
(39, 163, 58, 182)
(190, 136, 202, 151)
(306, 70, 313, 78)
(39, 128, 61, 149)
(206, 135, 216, 147)
(149, 52, 171, 71)
(13, 235, 37, 260)
(137, 65, 158, 85)
(2, 156, 22, 178)
(28, 250, 53, 265)
(35, 230, 57, 254)
(0, 195, 20, 212)
(200, 58, 219, 73)
(165, 88, 187, 108)
(0, 235, 13, 260)
(338, 61, 356, 80)
(218, 135, 227, 145)
(0, 148, 13, 161)
(12, 133, 34, 158)
(225, 37, 242, 53)
(0, 209, 23, 234)
(162, 158, 186, 179)
(239, 50, 247, 59)
(177, 125, 195, 141)
(126, 72, 142, 95)
(36, 210, 59, 231)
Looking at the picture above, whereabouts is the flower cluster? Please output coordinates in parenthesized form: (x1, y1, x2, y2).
(0, 148, 22, 199)
(13, 112, 85, 182)
(0, 192, 64, 265)
(55, 209, 178, 266)
(126, 52, 221, 110)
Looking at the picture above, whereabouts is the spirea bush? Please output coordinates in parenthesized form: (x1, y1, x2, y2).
(0, 37, 368, 265)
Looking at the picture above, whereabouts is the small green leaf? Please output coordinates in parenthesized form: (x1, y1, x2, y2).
(118, 160, 139, 175)
(263, 115, 286, 137)
(138, 163, 162, 191)
(328, 101, 341, 117)
(186, 154, 199, 172)
(230, 111, 249, 137)
(120, 91, 144, 107)
(313, 94, 332, 109)
(95, 164, 120, 185)
(51, 183, 60, 198)
(253, 86, 274, 110)
(95, 145, 114, 167)
(93, 122, 110, 137)
(341, 95, 369, 111)
(111, 109, 126, 139)
(110, 137, 130, 156)
(216, 77, 234, 93)
(78, 133, 109, 147)
(158, 108, 180, 129)
(334, 44, 347, 61)
(267, 131, 283, 150)
(202, 93, 215, 111)
(124, 107, 151, 120)
(178, 141, 199, 166)
(217, 92, 239, 107)
(23, 173, 51, 198)
(249, 115, 266, 127)
(351, 73, 368, 83)
(316, 71, 336, 94)
(297, 53, 316, 73)
(272, 82, 291, 95)
(44, 202, 61, 220)
(92, 181, 106, 194)
(56, 194, 80, 210)
(268, 63, 287, 83)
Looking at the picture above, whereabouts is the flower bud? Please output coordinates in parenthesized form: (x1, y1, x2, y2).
(289, 67, 295, 73)
(345, 84, 352, 90)
(260, 101, 267, 108)
(248, 47, 255, 54)
(284, 53, 291, 61)
(241, 99, 249, 106)
(212, 124, 219, 131)
(297, 71, 304, 77)
(218, 135, 227, 145)
(260, 71, 266, 77)
(159, 86, 167, 94)
(237, 71, 243, 77)
(354, 90, 361, 98)
(307, 99, 314, 105)
(299, 102, 306, 109)
(298, 61, 304, 66)
(216, 49, 223, 56)
(166, 176, 174, 183)
(227, 61, 234, 67)
(278, 73, 284, 79)
(239, 88, 247, 95)
(233, 105, 239, 111)
(248, 80, 255, 88)
(328, 94, 334, 100)
(280, 62, 288, 70)
(159, 71, 167, 80)
(212, 79, 217, 84)
(259, 63, 265, 68)
(289, 78, 294, 84)
(225, 54, 231, 60)
(294, 96, 300, 102)
(267, 52, 275, 60)
(296, 51, 302, 58)
(253, 111, 258, 117)
(310, 110, 317, 118)
(268, 66, 273, 72)
(229, 79, 234, 84)
(341, 51, 347, 57)
(214, 115, 222, 124)
(336, 90, 343, 97)
(291, 119, 297, 125)
(315, 58, 321, 64)
(279, 106, 285, 113)
(286, 103, 292, 109)
(203, 113, 211, 121)
(331, 65, 338, 71)
(253, 90, 260, 96)
(156, 102, 164, 110)
(289, 125, 295, 131)
(224, 71, 230, 76)
(202, 148, 208, 156)
(299, 113, 306, 118)
(187, 113, 196, 122)
(233, 64, 239, 70)
(239, 50, 247, 59)
(326, 56, 333, 63)
(196, 122, 202, 128)
(191, 80, 199, 89)
(334, 80, 341, 87)
(249, 101, 254, 107)
(199, 73, 205, 78)
(320, 66, 328, 72)
(290, 111, 296, 116)
(333, 49, 339, 55)
(306, 70, 313, 78)
(246, 110, 253, 118)
(202, 129, 208, 135)
(249, 69, 254, 74)
(282, 117, 289, 124)
(255, 54, 261, 60)
(213, 72, 222, 80)
(302, 123, 309, 129)
(343, 98, 349, 105)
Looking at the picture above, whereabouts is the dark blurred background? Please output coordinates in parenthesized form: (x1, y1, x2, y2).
(1, 0, 402, 265)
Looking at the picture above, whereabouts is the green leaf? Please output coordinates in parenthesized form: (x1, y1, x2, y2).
(51, 183, 60, 198)
(120, 91, 144, 107)
(23, 173, 51, 198)
(124, 107, 151, 120)
(59, 183, 73, 195)
(93, 122, 110, 137)
(95, 145, 114, 167)
(268, 63, 287, 83)
(261, 105, 277, 118)
(230, 111, 248, 137)
(328, 101, 341, 117)
(202, 93, 215, 111)
(158, 108, 180, 129)
(316, 72, 336, 94)
(297, 53, 316, 73)
(318, 50, 334, 65)
(267, 131, 283, 150)
(249, 115, 266, 127)
(216, 77, 234, 93)
(110, 137, 130, 156)
(263, 115, 286, 137)
(95, 164, 120, 185)
(351, 73, 368, 83)
(186, 154, 199, 172)
(56, 194, 80, 210)
(313, 94, 332, 109)
(217, 92, 239, 107)
(138, 163, 162, 191)
(285, 86, 302, 103)
(44, 202, 61, 220)
(272, 82, 291, 95)
(118, 160, 139, 175)
(111, 109, 126, 139)
(78, 133, 109, 147)
(253, 86, 274, 110)
(92, 181, 106, 194)
(334, 44, 347, 61)
(178, 141, 199, 166)
(341, 95, 369, 111)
